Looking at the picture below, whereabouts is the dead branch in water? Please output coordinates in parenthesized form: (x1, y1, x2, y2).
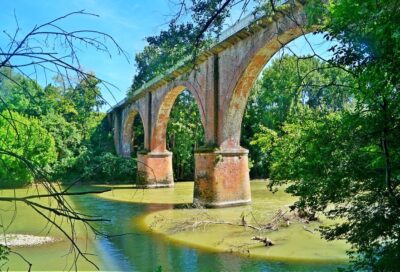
(251, 236, 274, 246)
(166, 208, 317, 236)
(186, 219, 262, 231)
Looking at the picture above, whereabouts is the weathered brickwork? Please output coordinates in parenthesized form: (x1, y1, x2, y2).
(108, 3, 309, 207)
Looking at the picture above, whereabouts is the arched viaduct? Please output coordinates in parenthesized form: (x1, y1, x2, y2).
(107, 1, 311, 207)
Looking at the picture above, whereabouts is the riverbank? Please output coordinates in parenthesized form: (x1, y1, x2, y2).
(1, 182, 350, 271)
(95, 182, 193, 204)
(0, 185, 104, 271)
(108, 180, 349, 264)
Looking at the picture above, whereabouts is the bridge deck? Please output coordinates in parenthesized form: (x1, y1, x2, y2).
(107, 0, 291, 113)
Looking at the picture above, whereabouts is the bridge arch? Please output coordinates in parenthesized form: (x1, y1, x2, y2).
(220, 10, 311, 148)
(120, 104, 146, 157)
(151, 83, 206, 152)
(108, 3, 314, 203)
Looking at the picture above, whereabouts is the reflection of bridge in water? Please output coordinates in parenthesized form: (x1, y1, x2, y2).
(107, 1, 310, 207)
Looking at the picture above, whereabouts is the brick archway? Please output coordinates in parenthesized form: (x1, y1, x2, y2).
(219, 27, 310, 149)
(108, 2, 312, 205)
(120, 107, 146, 157)
(151, 84, 206, 152)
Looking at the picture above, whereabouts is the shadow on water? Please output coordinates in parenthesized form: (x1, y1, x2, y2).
(70, 186, 347, 272)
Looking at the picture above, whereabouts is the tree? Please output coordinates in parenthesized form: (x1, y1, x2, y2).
(130, 24, 199, 92)
(167, 90, 204, 180)
(66, 75, 105, 126)
(0, 110, 57, 188)
(242, 55, 354, 177)
(0, 10, 127, 269)
(0, 66, 128, 184)
(267, 0, 400, 269)
(73, 115, 138, 183)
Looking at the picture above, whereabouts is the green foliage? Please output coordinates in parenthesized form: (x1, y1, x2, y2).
(72, 117, 137, 183)
(250, 126, 277, 154)
(76, 152, 136, 183)
(40, 112, 82, 178)
(130, 24, 199, 92)
(65, 75, 105, 125)
(0, 245, 9, 267)
(0, 68, 49, 117)
(0, 111, 57, 188)
(242, 55, 354, 177)
(167, 90, 204, 180)
(270, 107, 400, 270)
(132, 115, 145, 153)
(304, 0, 328, 26)
(325, 0, 400, 72)
(0, 67, 134, 185)
(268, 0, 400, 269)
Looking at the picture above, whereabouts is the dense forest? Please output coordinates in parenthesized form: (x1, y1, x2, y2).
(0, 68, 136, 186)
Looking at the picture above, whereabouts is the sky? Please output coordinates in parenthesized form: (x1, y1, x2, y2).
(1, 1, 335, 111)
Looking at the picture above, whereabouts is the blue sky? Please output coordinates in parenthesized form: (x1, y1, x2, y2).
(1, 1, 334, 111)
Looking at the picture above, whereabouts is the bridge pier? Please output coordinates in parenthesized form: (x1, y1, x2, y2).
(193, 148, 251, 207)
(137, 151, 174, 188)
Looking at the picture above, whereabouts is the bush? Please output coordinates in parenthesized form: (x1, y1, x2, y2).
(76, 152, 137, 183)
(0, 111, 57, 188)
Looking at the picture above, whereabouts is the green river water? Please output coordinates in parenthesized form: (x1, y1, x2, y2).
(1, 183, 348, 271)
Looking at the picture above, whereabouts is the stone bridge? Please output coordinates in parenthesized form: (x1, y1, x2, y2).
(107, 1, 309, 207)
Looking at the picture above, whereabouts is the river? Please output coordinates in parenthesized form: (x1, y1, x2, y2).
(1, 184, 347, 271)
